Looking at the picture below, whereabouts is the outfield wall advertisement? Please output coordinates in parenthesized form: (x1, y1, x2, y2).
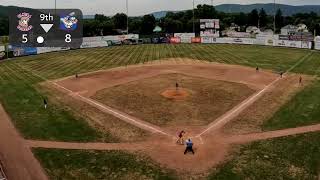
(9, 46, 37, 57)
(37, 47, 70, 54)
(80, 37, 109, 49)
(315, 36, 320, 50)
(200, 36, 311, 49)
(273, 40, 311, 49)
(174, 33, 195, 43)
(0, 45, 5, 60)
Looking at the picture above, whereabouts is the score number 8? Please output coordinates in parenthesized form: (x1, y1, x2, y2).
(65, 34, 72, 43)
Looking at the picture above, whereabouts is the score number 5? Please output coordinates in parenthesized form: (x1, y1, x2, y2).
(22, 34, 28, 43)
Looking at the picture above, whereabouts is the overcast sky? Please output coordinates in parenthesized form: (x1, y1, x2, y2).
(1, 0, 320, 16)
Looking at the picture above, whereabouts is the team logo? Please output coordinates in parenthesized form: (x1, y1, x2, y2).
(60, 12, 78, 31)
(17, 12, 33, 32)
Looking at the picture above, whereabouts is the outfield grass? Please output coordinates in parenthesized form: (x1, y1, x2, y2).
(16, 44, 310, 80)
(33, 149, 177, 180)
(208, 132, 320, 180)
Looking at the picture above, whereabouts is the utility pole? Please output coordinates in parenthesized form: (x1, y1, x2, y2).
(54, 0, 57, 15)
(126, 0, 129, 34)
(273, 0, 276, 34)
(193, 0, 195, 33)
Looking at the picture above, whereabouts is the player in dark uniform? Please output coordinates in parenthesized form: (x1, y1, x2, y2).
(75, 73, 78, 78)
(43, 99, 48, 109)
(256, 66, 259, 72)
(176, 82, 179, 91)
(184, 139, 195, 154)
(299, 76, 302, 84)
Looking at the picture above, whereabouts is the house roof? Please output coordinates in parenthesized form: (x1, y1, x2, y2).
(281, 25, 298, 29)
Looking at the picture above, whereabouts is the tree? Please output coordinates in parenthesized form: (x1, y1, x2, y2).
(275, 9, 284, 32)
(113, 13, 127, 30)
(140, 15, 156, 34)
(248, 9, 259, 26)
(0, 17, 8, 36)
(234, 12, 248, 27)
(94, 14, 110, 22)
(259, 8, 268, 28)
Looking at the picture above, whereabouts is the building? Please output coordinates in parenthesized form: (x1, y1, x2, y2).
(228, 23, 240, 32)
(281, 25, 298, 35)
(297, 24, 308, 32)
(246, 26, 260, 34)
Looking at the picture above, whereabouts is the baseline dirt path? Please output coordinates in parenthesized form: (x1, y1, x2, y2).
(26, 123, 320, 150)
(227, 123, 320, 144)
(25, 123, 320, 173)
(0, 104, 48, 180)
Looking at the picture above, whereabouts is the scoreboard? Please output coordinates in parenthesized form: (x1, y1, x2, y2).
(9, 8, 83, 48)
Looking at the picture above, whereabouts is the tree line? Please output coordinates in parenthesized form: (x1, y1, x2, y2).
(84, 5, 320, 37)
(0, 4, 319, 37)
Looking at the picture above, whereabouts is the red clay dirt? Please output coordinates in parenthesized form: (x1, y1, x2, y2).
(161, 88, 190, 100)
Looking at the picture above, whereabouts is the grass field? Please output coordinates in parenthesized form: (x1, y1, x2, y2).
(0, 44, 320, 179)
(208, 132, 320, 180)
(34, 149, 177, 180)
(1, 44, 315, 141)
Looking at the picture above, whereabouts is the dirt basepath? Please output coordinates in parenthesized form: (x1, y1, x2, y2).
(26, 123, 320, 150)
(25, 123, 320, 173)
(227, 123, 320, 144)
(0, 104, 48, 180)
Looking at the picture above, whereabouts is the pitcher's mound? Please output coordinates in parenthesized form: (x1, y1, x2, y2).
(161, 88, 190, 100)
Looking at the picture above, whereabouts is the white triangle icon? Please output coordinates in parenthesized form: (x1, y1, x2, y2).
(40, 24, 53, 33)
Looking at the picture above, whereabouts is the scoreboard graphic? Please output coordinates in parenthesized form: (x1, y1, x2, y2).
(9, 8, 83, 48)
(200, 19, 220, 38)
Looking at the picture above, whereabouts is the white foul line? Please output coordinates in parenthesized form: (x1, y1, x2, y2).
(52, 81, 171, 136)
(196, 52, 313, 137)
(196, 77, 281, 137)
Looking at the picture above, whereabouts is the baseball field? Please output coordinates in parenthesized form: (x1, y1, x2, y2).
(0, 44, 320, 179)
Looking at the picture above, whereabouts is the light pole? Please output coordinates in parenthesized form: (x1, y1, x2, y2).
(273, 0, 276, 33)
(193, 0, 195, 33)
(126, 0, 129, 35)
(54, 0, 57, 15)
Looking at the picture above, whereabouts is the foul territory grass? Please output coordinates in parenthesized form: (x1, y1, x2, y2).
(208, 132, 320, 180)
(33, 149, 177, 180)
(0, 62, 103, 141)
